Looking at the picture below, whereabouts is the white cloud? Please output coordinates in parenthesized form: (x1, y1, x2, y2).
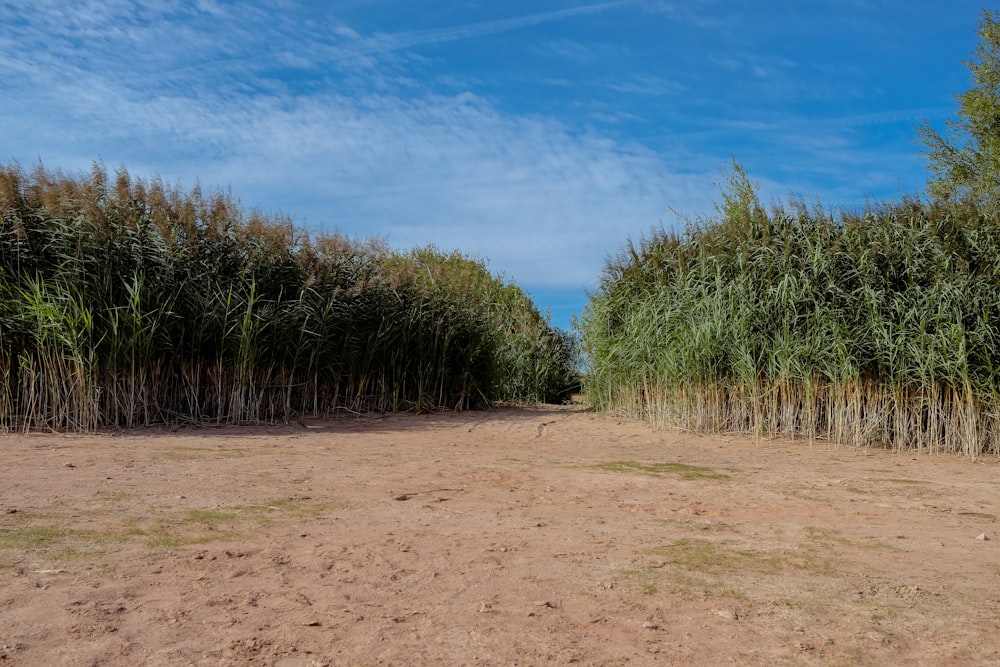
(0, 0, 717, 290)
(357, 1, 636, 53)
(192, 93, 716, 288)
(605, 74, 684, 96)
(0, 0, 939, 302)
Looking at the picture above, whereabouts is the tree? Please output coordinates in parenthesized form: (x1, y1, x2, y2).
(917, 9, 1000, 210)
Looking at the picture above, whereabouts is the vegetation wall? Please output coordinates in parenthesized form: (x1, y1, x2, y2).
(0, 163, 577, 430)
(580, 167, 1000, 456)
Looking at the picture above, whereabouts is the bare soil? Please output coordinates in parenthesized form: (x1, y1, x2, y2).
(2, 406, 1000, 666)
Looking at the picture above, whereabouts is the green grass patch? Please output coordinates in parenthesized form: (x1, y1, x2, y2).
(254, 497, 343, 521)
(648, 537, 834, 577)
(802, 526, 890, 552)
(95, 490, 131, 502)
(650, 538, 781, 575)
(155, 446, 250, 462)
(184, 509, 240, 525)
(619, 538, 836, 601)
(123, 513, 238, 548)
(0, 497, 348, 560)
(622, 559, 750, 601)
(625, 566, 662, 595)
(0, 520, 112, 568)
(804, 526, 854, 547)
(595, 460, 730, 480)
(0, 525, 67, 550)
(123, 497, 344, 548)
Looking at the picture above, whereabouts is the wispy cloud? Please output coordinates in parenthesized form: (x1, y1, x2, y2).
(0, 0, 715, 290)
(532, 37, 632, 63)
(0, 0, 958, 322)
(605, 74, 684, 96)
(196, 92, 716, 286)
(356, 1, 637, 54)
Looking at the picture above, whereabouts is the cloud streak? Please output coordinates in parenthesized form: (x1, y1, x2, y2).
(1, 0, 968, 327)
(1, 19, 714, 289)
(357, 1, 635, 53)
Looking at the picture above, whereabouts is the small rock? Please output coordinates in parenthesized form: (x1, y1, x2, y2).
(642, 620, 659, 630)
(977, 533, 990, 541)
(717, 610, 739, 620)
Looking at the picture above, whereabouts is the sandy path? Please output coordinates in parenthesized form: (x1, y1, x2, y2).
(1, 406, 999, 665)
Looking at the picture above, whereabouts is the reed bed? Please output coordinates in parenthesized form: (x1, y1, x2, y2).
(0, 162, 576, 431)
(580, 166, 1000, 457)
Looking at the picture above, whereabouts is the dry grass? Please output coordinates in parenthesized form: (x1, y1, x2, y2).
(594, 460, 730, 480)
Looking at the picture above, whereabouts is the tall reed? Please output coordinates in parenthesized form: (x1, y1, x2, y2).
(0, 162, 576, 430)
(580, 165, 1000, 457)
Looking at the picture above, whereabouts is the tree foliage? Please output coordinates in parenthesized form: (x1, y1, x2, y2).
(917, 9, 1000, 210)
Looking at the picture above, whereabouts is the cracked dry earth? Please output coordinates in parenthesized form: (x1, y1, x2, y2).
(2, 405, 1000, 666)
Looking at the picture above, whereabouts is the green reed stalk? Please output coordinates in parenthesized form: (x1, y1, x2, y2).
(581, 166, 1000, 457)
(0, 161, 577, 430)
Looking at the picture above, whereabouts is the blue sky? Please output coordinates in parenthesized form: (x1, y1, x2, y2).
(0, 0, 988, 330)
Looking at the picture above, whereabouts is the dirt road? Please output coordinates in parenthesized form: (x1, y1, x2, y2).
(2, 406, 999, 665)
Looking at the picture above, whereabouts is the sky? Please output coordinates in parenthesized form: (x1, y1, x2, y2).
(0, 0, 990, 330)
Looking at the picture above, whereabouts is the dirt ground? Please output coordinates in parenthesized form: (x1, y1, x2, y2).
(2, 405, 1000, 666)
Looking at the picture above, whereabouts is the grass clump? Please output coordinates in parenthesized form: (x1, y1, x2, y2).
(0, 521, 108, 567)
(595, 460, 729, 480)
(0, 524, 67, 550)
(624, 538, 831, 599)
(651, 538, 782, 575)
(650, 538, 831, 576)
(0, 162, 577, 430)
(0, 498, 347, 562)
(580, 163, 1000, 457)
